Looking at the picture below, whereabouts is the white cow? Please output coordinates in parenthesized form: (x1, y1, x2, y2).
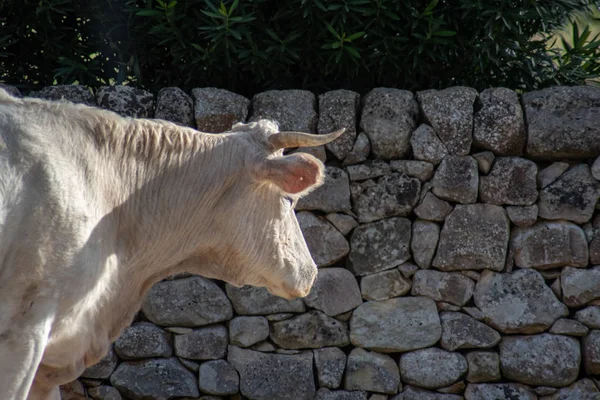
(0, 88, 344, 399)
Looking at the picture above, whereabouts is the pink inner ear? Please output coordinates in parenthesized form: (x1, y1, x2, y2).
(267, 153, 323, 194)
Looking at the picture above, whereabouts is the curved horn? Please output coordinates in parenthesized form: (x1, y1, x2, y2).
(269, 128, 346, 150)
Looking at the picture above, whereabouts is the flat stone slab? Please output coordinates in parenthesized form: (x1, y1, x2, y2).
(399, 348, 467, 389)
(192, 87, 250, 132)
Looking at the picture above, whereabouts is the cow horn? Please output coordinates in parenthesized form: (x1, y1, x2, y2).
(269, 128, 346, 150)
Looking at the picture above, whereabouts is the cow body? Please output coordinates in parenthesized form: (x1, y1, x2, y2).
(0, 89, 342, 399)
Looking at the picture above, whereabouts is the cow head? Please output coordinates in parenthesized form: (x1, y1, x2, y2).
(199, 120, 345, 300)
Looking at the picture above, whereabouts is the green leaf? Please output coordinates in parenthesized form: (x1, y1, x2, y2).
(136, 9, 163, 17)
(345, 45, 360, 58)
(201, 10, 222, 18)
(346, 31, 365, 41)
(229, 0, 239, 15)
(326, 23, 341, 40)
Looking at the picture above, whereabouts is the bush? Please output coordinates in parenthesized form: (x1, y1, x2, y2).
(0, 0, 598, 95)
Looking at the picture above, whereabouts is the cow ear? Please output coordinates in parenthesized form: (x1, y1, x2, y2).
(261, 153, 325, 195)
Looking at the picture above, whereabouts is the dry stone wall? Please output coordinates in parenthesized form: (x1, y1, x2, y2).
(4, 82, 600, 400)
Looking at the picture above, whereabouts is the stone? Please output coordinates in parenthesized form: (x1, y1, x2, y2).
(344, 348, 400, 394)
(437, 302, 461, 312)
(228, 346, 315, 400)
(437, 381, 465, 395)
(414, 192, 453, 221)
(398, 262, 419, 278)
(506, 205, 538, 228)
(412, 270, 475, 306)
(538, 162, 570, 189)
(96, 85, 154, 118)
(473, 87, 525, 155)
(318, 90, 360, 160)
(591, 236, 600, 265)
(325, 213, 358, 235)
(229, 316, 269, 347)
(431, 156, 479, 204)
(549, 318, 589, 336)
(479, 157, 538, 205)
(562, 266, 600, 307)
(316, 388, 368, 400)
(0, 84, 21, 97)
(141, 276, 232, 326)
(164, 327, 192, 334)
(472, 151, 495, 174)
(250, 89, 316, 132)
(440, 312, 501, 351)
(500, 334, 580, 386)
(226, 284, 305, 315)
(178, 357, 199, 372)
(348, 217, 412, 276)
(475, 269, 568, 333)
(465, 383, 537, 400)
(266, 313, 294, 322)
(315, 347, 347, 389)
(390, 160, 434, 181)
(539, 164, 600, 223)
(551, 278, 562, 298)
(81, 347, 118, 379)
(511, 221, 588, 269)
(411, 220, 440, 269)
(585, 331, 600, 375)
(576, 306, 600, 328)
(536, 387, 558, 396)
(297, 212, 350, 267)
(461, 270, 480, 281)
(346, 160, 391, 181)
(343, 132, 370, 166)
(59, 380, 86, 400)
(174, 325, 228, 360)
(463, 307, 485, 320)
(410, 123, 448, 165)
(417, 86, 478, 155)
(393, 386, 462, 400)
(252, 341, 276, 352)
(399, 348, 467, 389)
(350, 297, 441, 352)
(360, 88, 419, 159)
(593, 157, 600, 180)
(30, 84, 96, 105)
(433, 204, 509, 271)
(293, 144, 327, 163)
(524, 85, 600, 159)
(543, 379, 600, 400)
(114, 322, 172, 359)
(110, 357, 198, 399)
(191, 87, 250, 132)
(154, 87, 195, 127)
(198, 360, 239, 395)
(296, 167, 352, 213)
(466, 351, 501, 383)
(360, 269, 411, 301)
(270, 310, 349, 349)
(88, 386, 122, 400)
(304, 268, 362, 316)
(350, 173, 420, 223)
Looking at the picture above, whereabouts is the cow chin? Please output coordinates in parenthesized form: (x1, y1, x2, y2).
(267, 268, 318, 300)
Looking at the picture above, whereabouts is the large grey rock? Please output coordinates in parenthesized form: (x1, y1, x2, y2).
(348, 217, 412, 276)
(228, 346, 315, 400)
(343, 132, 370, 166)
(511, 221, 588, 269)
(296, 167, 352, 213)
(225, 284, 305, 315)
(350, 297, 441, 352)
(479, 157, 538, 205)
(142, 276, 232, 326)
(360, 88, 418, 159)
(500, 334, 580, 386)
(465, 383, 537, 400)
(154, 87, 194, 127)
(110, 357, 199, 399)
(192, 87, 249, 132)
(543, 379, 600, 400)
(414, 192, 453, 221)
(229, 316, 269, 347)
(114, 322, 172, 359)
(538, 164, 600, 223)
(31, 84, 96, 105)
(350, 173, 420, 223)
(411, 220, 440, 269)
(174, 325, 228, 360)
(473, 87, 525, 155)
(549, 318, 589, 336)
(475, 269, 568, 333)
(584, 330, 600, 374)
(270, 310, 349, 349)
(81, 347, 118, 379)
(316, 389, 368, 400)
(412, 270, 475, 306)
(466, 351, 501, 383)
(538, 162, 570, 189)
(433, 204, 509, 271)
(431, 156, 479, 204)
(297, 212, 350, 267)
(561, 266, 600, 307)
(524, 85, 600, 159)
(346, 160, 391, 181)
(576, 306, 600, 328)
(417, 86, 478, 155)
(360, 269, 411, 301)
(96, 85, 154, 117)
(304, 268, 362, 316)
(198, 359, 239, 395)
(390, 160, 434, 181)
(410, 124, 448, 165)
(314, 347, 347, 389)
(506, 205, 538, 228)
(399, 348, 467, 389)
(344, 348, 400, 394)
(393, 386, 462, 400)
(250, 89, 317, 132)
(440, 312, 501, 351)
(318, 90, 360, 160)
